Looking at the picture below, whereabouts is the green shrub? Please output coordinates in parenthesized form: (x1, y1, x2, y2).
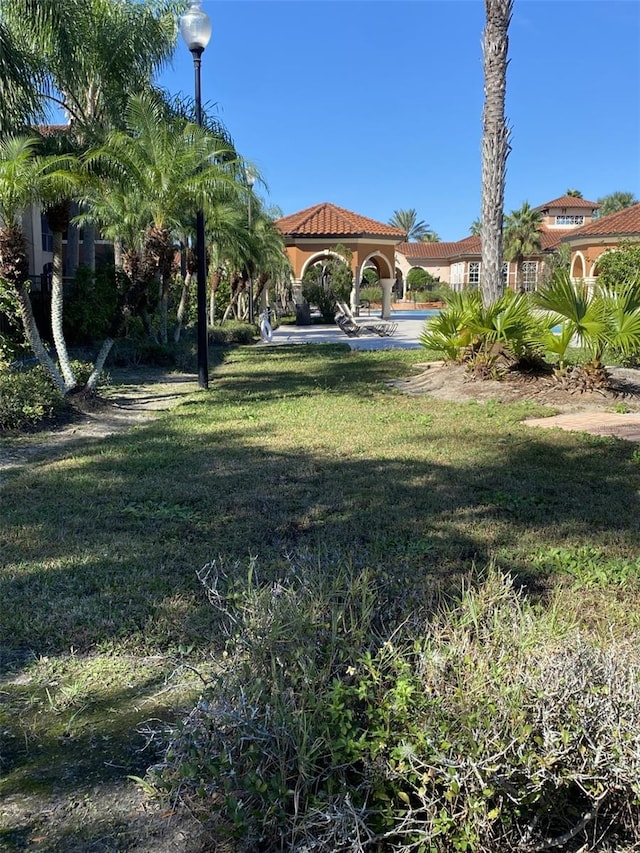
(359, 285, 382, 305)
(302, 254, 353, 322)
(210, 321, 256, 345)
(0, 365, 65, 430)
(362, 267, 379, 286)
(63, 265, 120, 345)
(151, 563, 640, 852)
(421, 289, 550, 374)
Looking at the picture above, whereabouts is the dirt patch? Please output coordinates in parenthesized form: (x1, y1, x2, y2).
(391, 362, 640, 412)
(0, 368, 198, 477)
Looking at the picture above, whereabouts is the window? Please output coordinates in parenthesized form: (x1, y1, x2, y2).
(521, 261, 538, 291)
(41, 213, 53, 253)
(450, 262, 464, 290)
(556, 215, 584, 226)
(468, 261, 480, 285)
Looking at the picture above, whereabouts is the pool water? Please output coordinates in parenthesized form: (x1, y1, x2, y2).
(390, 309, 440, 320)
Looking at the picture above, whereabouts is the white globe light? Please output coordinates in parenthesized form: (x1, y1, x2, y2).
(180, 1, 212, 53)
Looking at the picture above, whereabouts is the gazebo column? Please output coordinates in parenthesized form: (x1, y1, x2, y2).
(380, 278, 393, 319)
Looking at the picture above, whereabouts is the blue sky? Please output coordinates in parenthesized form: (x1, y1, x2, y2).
(158, 0, 640, 241)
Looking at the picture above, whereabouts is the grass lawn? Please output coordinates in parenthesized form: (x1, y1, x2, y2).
(2, 343, 640, 850)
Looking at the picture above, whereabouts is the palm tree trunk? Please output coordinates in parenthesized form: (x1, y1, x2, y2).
(15, 282, 66, 395)
(51, 228, 77, 391)
(209, 268, 221, 327)
(113, 238, 123, 270)
(480, 0, 513, 307)
(65, 204, 80, 278)
(86, 337, 114, 392)
(174, 270, 192, 343)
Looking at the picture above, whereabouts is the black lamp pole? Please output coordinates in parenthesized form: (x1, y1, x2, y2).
(181, 1, 211, 390)
(246, 168, 255, 324)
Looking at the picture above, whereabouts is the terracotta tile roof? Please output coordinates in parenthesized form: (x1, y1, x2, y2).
(561, 203, 640, 240)
(36, 124, 71, 136)
(535, 194, 599, 211)
(398, 229, 559, 261)
(275, 203, 405, 239)
(398, 235, 482, 259)
(397, 240, 473, 259)
(540, 228, 563, 250)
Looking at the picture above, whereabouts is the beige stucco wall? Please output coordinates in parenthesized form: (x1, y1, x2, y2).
(395, 253, 451, 283)
(541, 206, 597, 231)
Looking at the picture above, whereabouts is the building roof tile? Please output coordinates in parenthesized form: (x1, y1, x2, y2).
(561, 203, 640, 240)
(535, 194, 599, 211)
(275, 202, 405, 239)
(398, 228, 561, 261)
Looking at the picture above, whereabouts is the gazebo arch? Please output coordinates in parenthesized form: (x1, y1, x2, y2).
(275, 202, 405, 319)
(299, 248, 348, 281)
(360, 250, 394, 280)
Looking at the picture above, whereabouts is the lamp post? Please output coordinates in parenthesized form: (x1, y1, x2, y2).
(245, 166, 256, 324)
(180, 0, 211, 390)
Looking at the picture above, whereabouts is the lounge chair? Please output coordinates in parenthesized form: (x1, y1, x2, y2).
(334, 310, 363, 337)
(335, 300, 397, 337)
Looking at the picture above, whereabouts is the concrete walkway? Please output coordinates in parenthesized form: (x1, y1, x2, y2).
(525, 411, 640, 442)
(269, 315, 427, 350)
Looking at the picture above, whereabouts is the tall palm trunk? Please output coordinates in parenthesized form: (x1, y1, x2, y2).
(174, 270, 192, 343)
(0, 222, 65, 395)
(47, 200, 77, 391)
(144, 224, 173, 344)
(480, 0, 513, 307)
(209, 268, 222, 327)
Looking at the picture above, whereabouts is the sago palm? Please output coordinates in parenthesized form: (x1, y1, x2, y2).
(534, 270, 609, 371)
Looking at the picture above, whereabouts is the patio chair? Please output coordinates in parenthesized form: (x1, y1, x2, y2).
(334, 310, 363, 337)
(336, 300, 397, 337)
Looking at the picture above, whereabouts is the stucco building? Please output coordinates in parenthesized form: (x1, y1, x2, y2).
(395, 195, 600, 295)
(275, 202, 405, 319)
(563, 202, 640, 287)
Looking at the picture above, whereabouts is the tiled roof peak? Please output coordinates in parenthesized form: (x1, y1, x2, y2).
(535, 194, 599, 210)
(275, 203, 405, 239)
(561, 203, 640, 240)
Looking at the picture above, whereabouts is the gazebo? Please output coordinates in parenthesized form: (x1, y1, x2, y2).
(275, 203, 405, 319)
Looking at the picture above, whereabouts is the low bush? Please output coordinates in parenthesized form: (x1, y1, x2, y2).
(151, 563, 640, 852)
(0, 364, 65, 430)
(420, 289, 549, 376)
(210, 320, 257, 346)
(360, 285, 383, 305)
(108, 339, 178, 368)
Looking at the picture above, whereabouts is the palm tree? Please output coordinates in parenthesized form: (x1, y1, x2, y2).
(566, 189, 583, 198)
(0, 135, 66, 393)
(597, 191, 638, 218)
(469, 218, 482, 236)
(3, 0, 176, 136)
(3, 0, 178, 270)
(0, 22, 46, 133)
(503, 201, 543, 291)
(420, 230, 441, 243)
(83, 93, 241, 346)
(389, 209, 433, 242)
(480, 0, 513, 306)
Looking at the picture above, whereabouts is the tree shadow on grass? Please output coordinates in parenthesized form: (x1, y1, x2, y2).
(1, 407, 639, 658)
(2, 346, 640, 849)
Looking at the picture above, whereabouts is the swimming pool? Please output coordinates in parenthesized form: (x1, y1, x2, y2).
(390, 309, 440, 320)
